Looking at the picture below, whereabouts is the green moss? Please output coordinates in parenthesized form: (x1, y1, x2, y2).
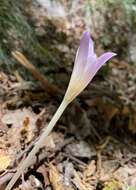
(0, 1, 30, 55)
(0, 0, 53, 74)
(0, 0, 69, 85)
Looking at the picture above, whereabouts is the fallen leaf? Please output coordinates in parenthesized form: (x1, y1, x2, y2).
(37, 165, 50, 187)
(66, 141, 93, 158)
(73, 170, 93, 190)
(0, 149, 11, 171)
(2, 108, 37, 130)
(83, 160, 96, 181)
(49, 164, 65, 190)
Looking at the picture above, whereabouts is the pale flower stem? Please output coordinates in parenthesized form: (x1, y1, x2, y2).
(5, 99, 68, 190)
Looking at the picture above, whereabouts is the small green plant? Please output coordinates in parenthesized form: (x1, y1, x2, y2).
(128, 187, 136, 190)
(103, 180, 121, 190)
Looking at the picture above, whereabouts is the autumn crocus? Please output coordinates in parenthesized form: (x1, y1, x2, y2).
(6, 31, 116, 190)
(64, 31, 116, 103)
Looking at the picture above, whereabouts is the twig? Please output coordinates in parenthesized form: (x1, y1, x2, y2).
(12, 51, 62, 96)
(63, 153, 87, 168)
(96, 136, 111, 176)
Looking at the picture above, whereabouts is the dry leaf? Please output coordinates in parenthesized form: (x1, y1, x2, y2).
(2, 108, 37, 130)
(66, 141, 92, 158)
(0, 149, 11, 171)
(37, 165, 50, 187)
(73, 170, 93, 190)
(49, 164, 64, 190)
(2, 108, 37, 143)
(83, 160, 96, 181)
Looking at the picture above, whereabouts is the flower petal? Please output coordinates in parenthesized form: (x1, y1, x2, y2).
(87, 38, 97, 65)
(73, 31, 90, 75)
(95, 52, 117, 70)
(83, 52, 116, 88)
(88, 37, 95, 56)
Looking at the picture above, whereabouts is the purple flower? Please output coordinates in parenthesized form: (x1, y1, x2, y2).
(64, 31, 116, 103)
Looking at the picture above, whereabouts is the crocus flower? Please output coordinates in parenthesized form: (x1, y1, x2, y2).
(64, 31, 116, 103)
(6, 31, 116, 190)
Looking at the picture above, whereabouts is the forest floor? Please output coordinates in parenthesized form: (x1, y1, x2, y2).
(0, 57, 136, 190)
(0, 1, 136, 190)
